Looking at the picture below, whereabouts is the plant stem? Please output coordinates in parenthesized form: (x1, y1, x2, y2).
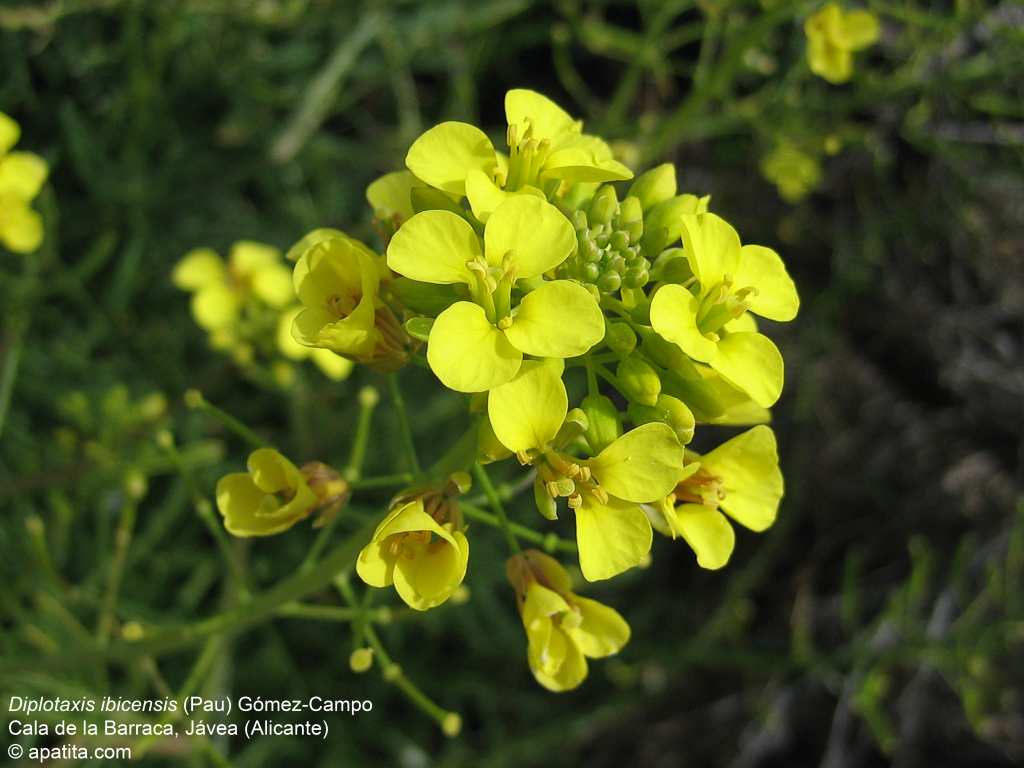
(387, 373, 421, 474)
(472, 463, 520, 554)
(184, 389, 274, 451)
(461, 503, 576, 553)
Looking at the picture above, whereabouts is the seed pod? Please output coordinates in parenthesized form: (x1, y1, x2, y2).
(581, 394, 623, 454)
(616, 356, 661, 406)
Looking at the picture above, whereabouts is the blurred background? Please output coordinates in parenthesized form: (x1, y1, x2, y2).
(1, 0, 1022, 766)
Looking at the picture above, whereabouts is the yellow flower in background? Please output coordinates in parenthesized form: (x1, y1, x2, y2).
(356, 499, 469, 611)
(805, 3, 880, 84)
(651, 425, 783, 569)
(0, 111, 49, 254)
(760, 143, 822, 203)
(507, 550, 630, 692)
(291, 233, 416, 373)
(216, 448, 321, 536)
(173, 240, 293, 333)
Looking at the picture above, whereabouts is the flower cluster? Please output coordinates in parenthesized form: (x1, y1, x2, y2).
(173, 239, 353, 381)
(206, 88, 799, 694)
(805, 3, 880, 85)
(0, 111, 49, 254)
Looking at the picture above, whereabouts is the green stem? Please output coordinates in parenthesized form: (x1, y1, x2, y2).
(345, 385, 381, 481)
(96, 490, 139, 645)
(348, 472, 416, 490)
(584, 353, 600, 397)
(472, 464, 520, 554)
(387, 374, 421, 475)
(185, 389, 274, 451)
(461, 503, 576, 553)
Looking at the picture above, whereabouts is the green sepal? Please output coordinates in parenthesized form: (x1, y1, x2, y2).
(604, 321, 637, 356)
(404, 316, 434, 342)
(640, 333, 685, 370)
(534, 476, 559, 520)
(478, 416, 513, 464)
(582, 394, 623, 454)
(390, 276, 463, 316)
(626, 395, 696, 442)
(553, 407, 589, 451)
(629, 297, 652, 326)
(616, 357, 661, 406)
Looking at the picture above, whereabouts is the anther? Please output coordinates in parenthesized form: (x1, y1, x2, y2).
(497, 317, 513, 330)
(567, 493, 582, 509)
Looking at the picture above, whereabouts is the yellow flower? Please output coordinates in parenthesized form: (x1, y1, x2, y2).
(387, 195, 604, 392)
(291, 234, 417, 373)
(356, 499, 469, 611)
(651, 425, 783, 569)
(507, 550, 630, 692)
(488, 361, 683, 581)
(805, 3, 880, 84)
(649, 213, 800, 408)
(0, 111, 49, 254)
(173, 241, 293, 333)
(215, 449, 347, 536)
(276, 306, 354, 381)
(760, 143, 822, 203)
(406, 89, 632, 222)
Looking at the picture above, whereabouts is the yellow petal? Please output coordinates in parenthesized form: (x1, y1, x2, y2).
(405, 121, 496, 197)
(589, 423, 684, 503)
(426, 302, 521, 392)
(735, 245, 800, 322)
(487, 360, 568, 453)
(0, 197, 44, 253)
(667, 504, 735, 569)
(191, 283, 241, 331)
(503, 280, 605, 358)
(569, 596, 630, 658)
(680, 212, 742, 292)
(574, 494, 652, 581)
(366, 170, 426, 221)
(0, 152, 48, 199)
(649, 284, 718, 362)
(172, 248, 227, 291)
(710, 332, 784, 408)
(0, 111, 20, 156)
(386, 209, 481, 286)
(483, 196, 576, 279)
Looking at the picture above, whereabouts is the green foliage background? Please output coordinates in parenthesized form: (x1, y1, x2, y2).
(1, 1, 1022, 766)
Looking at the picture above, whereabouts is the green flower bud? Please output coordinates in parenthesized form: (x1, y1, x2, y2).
(390, 277, 462, 316)
(660, 369, 728, 422)
(610, 231, 630, 252)
(622, 266, 649, 289)
(646, 194, 710, 243)
(579, 239, 601, 263)
(616, 357, 661, 406)
(626, 394, 694, 443)
(403, 316, 434, 342)
(534, 476, 559, 521)
(617, 195, 644, 225)
(570, 209, 588, 231)
(624, 219, 644, 246)
(595, 233, 610, 249)
(597, 271, 621, 294)
(628, 164, 677, 211)
(604, 321, 637, 355)
(639, 226, 668, 260)
(641, 333, 685, 370)
(588, 184, 619, 226)
(582, 262, 601, 281)
(607, 254, 626, 273)
(581, 394, 623, 454)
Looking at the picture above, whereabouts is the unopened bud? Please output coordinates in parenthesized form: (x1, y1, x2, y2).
(350, 647, 374, 673)
(616, 357, 661, 407)
(604, 321, 637, 356)
(627, 164, 677, 212)
(581, 394, 623, 454)
(588, 185, 619, 226)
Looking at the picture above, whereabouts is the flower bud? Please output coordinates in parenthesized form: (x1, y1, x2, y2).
(349, 647, 374, 673)
(604, 321, 637, 356)
(617, 357, 661, 406)
(646, 194, 711, 243)
(581, 393, 623, 453)
(587, 184, 619, 226)
(627, 164, 677, 211)
(660, 369, 728, 422)
(617, 195, 644, 225)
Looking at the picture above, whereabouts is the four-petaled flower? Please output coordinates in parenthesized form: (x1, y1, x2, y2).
(387, 195, 605, 392)
(406, 89, 632, 223)
(652, 425, 783, 569)
(488, 361, 684, 580)
(650, 212, 800, 408)
(805, 3, 880, 84)
(0, 111, 49, 254)
(507, 549, 630, 692)
(357, 499, 470, 611)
